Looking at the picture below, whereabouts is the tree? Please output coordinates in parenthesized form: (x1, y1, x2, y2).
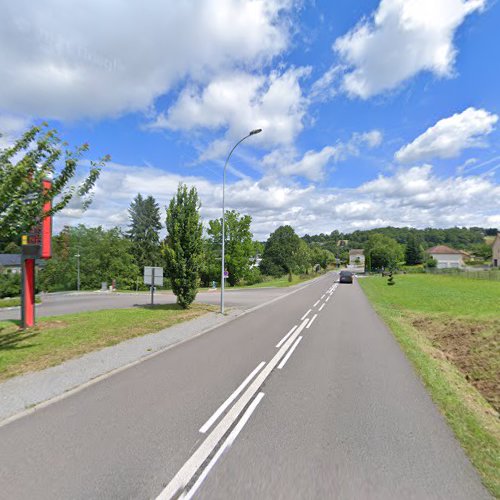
(365, 234, 404, 271)
(3, 241, 20, 253)
(207, 210, 254, 286)
(39, 225, 139, 292)
(405, 233, 424, 265)
(164, 184, 203, 308)
(127, 193, 162, 271)
(260, 225, 301, 277)
(0, 124, 109, 240)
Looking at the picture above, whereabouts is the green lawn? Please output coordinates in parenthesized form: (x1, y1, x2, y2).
(359, 274, 500, 497)
(0, 303, 215, 382)
(0, 296, 41, 308)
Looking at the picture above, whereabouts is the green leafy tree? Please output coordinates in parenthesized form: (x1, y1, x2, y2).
(3, 241, 21, 253)
(260, 225, 301, 277)
(365, 233, 404, 271)
(207, 210, 254, 286)
(164, 184, 203, 308)
(295, 239, 312, 274)
(39, 225, 139, 292)
(127, 193, 162, 271)
(405, 233, 424, 265)
(0, 124, 109, 240)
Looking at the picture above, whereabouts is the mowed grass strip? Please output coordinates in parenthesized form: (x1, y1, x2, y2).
(359, 274, 500, 497)
(0, 303, 215, 382)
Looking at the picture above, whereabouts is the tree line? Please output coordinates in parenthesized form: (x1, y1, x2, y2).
(5, 184, 333, 306)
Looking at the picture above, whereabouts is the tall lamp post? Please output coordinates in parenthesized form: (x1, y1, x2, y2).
(221, 128, 262, 314)
(75, 250, 81, 291)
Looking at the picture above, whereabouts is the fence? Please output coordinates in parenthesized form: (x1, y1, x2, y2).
(427, 268, 500, 281)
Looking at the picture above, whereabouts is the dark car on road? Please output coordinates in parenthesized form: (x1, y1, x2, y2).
(339, 270, 353, 283)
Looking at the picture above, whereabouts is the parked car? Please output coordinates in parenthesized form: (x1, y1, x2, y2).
(339, 270, 353, 283)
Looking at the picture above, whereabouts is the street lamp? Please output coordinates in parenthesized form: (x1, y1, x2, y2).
(75, 251, 81, 291)
(221, 128, 262, 314)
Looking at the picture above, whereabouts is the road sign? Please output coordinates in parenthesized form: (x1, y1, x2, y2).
(144, 266, 164, 286)
(224, 270, 229, 279)
(144, 267, 164, 306)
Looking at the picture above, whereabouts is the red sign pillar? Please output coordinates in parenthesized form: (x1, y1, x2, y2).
(22, 256, 36, 328)
(20, 179, 53, 329)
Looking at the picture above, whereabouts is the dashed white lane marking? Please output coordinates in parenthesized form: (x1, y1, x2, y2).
(321, 294, 325, 299)
(319, 303, 325, 311)
(301, 309, 312, 320)
(199, 362, 266, 434)
(183, 393, 265, 500)
(157, 318, 309, 499)
(276, 325, 297, 348)
(277, 337, 303, 369)
(313, 300, 320, 307)
(306, 314, 318, 329)
(325, 295, 331, 302)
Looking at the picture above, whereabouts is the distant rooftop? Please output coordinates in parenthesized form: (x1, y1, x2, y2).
(349, 249, 364, 255)
(0, 254, 21, 267)
(425, 245, 462, 255)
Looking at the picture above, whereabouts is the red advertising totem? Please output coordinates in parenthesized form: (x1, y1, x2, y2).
(21, 179, 52, 328)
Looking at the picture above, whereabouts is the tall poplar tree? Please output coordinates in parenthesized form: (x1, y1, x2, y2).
(164, 184, 203, 308)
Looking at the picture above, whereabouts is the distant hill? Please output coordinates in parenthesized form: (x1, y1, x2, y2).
(303, 226, 498, 256)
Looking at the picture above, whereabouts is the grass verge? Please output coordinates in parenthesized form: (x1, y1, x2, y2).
(359, 274, 499, 497)
(0, 296, 41, 308)
(0, 303, 215, 382)
(234, 271, 326, 289)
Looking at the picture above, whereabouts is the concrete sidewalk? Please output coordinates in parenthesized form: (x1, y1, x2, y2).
(0, 309, 241, 424)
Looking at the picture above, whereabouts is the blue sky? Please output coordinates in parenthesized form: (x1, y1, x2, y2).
(1, 0, 499, 237)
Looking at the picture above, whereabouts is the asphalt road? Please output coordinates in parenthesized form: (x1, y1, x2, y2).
(0, 272, 489, 499)
(0, 285, 309, 321)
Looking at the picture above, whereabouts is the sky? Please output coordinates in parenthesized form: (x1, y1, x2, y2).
(1, 0, 500, 239)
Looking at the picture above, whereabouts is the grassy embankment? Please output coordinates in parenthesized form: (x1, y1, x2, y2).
(359, 274, 499, 497)
(0, 297, 41, 308)
(0, 303, 215, 382)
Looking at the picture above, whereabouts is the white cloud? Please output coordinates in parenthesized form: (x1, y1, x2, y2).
(262, 129, 383, 181)
(0, 0, 294, 119)
(0, 113, 31, 148)
(395, 107, 498, 163)
(58, 162, 499, 239)
(153, 68, 310, 154)
(334, 0, 485, 99)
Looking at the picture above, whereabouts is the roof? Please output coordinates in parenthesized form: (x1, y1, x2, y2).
(425, 245, 463, 255)
(0, 254, 21, 266)
(349, 249, 364, 255)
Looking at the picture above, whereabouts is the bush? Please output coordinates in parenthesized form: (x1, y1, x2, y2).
(0, 270, 21, 298)
(244, 267, 263, 285)
(425, 257, 437, 269)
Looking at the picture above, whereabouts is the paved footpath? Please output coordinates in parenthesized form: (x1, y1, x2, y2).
(0, 273, 489, 499)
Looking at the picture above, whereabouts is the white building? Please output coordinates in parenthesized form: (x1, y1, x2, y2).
(348, 249, 365, 272)
(425, 245, 465, 269)
(492, 233, 500, 268)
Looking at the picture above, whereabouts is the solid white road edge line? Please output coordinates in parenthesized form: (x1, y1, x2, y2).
(313, 300, 320, 307)
(319, 303, 325, 311)
(199, 362, 266, 434)
(277, 336, 303, 369)
(183, 393, 266, 500)
(276, 325, 297, 348)
(156, 318, 309, 500)
(306, 314, 318, 329)
(300, 309, 312, 320)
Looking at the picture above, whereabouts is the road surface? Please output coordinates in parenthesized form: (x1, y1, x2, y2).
(0, 284, 314, 321)
(0, 272, 488, 499)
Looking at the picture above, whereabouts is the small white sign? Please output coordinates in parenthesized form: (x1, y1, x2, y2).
(144, 266, 164, 286)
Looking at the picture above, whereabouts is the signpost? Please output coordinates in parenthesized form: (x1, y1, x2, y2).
(144, 266, 163, 305)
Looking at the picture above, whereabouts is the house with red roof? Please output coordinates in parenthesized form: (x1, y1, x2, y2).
(425, 245, 466, 269)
